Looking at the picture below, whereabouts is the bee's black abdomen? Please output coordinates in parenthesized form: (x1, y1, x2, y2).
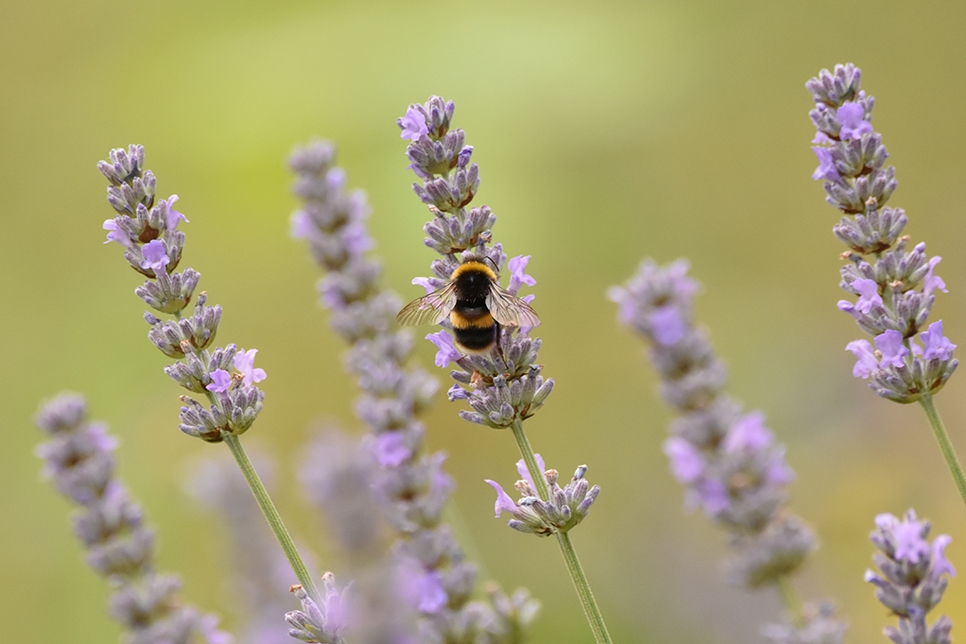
(453, 325, 498, 353)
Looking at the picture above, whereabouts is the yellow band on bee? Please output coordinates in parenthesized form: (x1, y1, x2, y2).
(450, 311, 495, 328)
(450, 260, 497, 281)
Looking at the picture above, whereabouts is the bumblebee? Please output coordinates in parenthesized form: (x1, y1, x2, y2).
(396, 256, 540, 354)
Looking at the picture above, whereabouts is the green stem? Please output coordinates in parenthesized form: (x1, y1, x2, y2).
(775, 575, 804, 626)
(919, 393, 966, 510)
(223, 433, 322, 604)
(510, 420, 613, 644)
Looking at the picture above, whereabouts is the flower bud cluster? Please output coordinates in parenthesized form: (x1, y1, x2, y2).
(865, 510, 955, 644)
(761, 601, 847, 644)
(285, 575, 348, 644)
(610, 260, 838, 635)
(290, 140, 534, 643)
(99, 146, 266, 441)
(33, 393, 231, 644)
(807, 65, 957, 403)
(398, 97, 553, 428)
(485, 456, 600, 537)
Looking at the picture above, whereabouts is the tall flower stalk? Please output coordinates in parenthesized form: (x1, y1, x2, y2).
(98, 145, 322, 607)
(33, 393, 232, 644)
(806, 64, 965, 509)
(289, 140, 538, 644)
(395, 97, 610, 644)
(609, 259, 846, 642)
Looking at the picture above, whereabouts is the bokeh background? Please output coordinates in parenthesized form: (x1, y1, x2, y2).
(4, 1, 966, 642)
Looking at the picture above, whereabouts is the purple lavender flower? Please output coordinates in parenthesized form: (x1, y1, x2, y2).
(396, 96, 553, 430)
(762, 601, 847, 644)
(34, 393, 231, 644)
(807, 65, 957, 402)
(286, 574, 349, 644)
(98, 145, 265, 440)
(865, 509, 954, 644)
(289, 139, 536, 642)
(611, 260, 837, 631)
(485, 458, 600, 536)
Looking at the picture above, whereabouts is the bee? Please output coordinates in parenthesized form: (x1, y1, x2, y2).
(396, 255, 540, 354)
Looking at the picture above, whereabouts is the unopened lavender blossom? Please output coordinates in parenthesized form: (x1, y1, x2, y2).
(610, 259, 839, 635)
(397, 97, 552, 429)
(806, 64, 957, 403)
(34, 393, 231, 644)
(286, 574, 349, 644)
(866, 510, 955, 644)
(397, 97, 609, 644)
(761, 602, 847, 644)
(100, 144, 321, 607)
(186, 454, 306, 644)
(289, 140, 536, 643)
(486, 456, 600, 537)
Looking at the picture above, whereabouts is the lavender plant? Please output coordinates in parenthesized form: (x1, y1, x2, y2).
(806, 64, 966, 508)
(289, 139, 538, 644)
(33, 393, 231, 644)
(97, 145, 324, 611)
(395, 97, 609, 644)
(866, 510, 956, 644)
(608, 259, 845, 641)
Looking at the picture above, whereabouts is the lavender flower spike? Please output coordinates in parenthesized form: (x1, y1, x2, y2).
(34, 393, 232, 644)
(289, 139, 537, 643)
(866, 509, 954, 644)
(286, 574, 348, 644)
(397, 96, 552, 429)
(610, 259, 841, 637)
(99, 144, 320, 605)
(397, 97, 609, 644)
(807, 65, 957, 403)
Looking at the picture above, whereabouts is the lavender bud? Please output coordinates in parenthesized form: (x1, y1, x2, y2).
(762, 601, 847, 644)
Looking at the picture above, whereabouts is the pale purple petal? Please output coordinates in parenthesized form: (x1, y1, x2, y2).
(103, 219, 132, 247)
(140, 239, 170, 270)
(812, 146, 840, 181)
(374, 432, 411, 467)
(764, 453, 795, 486)
(875, 330, 909, 369)
(723, 412, 771, 453)
(649, 305, 687, 346)
(326, 167, 346, 192)
(398, 107, 429, 141)
(893, 520, 929, 564)
(663, 437, 703, 483)
(921, 320, 956, 361)
(846, 339, 878, 378)
(414, 571, 447, 614)
(205, 369, 231, 393)
(852, 278, 883, 314)
(924, 256, 947, 295)
(164, 195, 188, 231)
(412, 277, 436, 294)
(812, 131, 833, 144)
(426, 331, 461, 367)
(507, 255, 536, 293)
(836, 103, 874, 141)
(341, 221, 373, 256)
(485, 479, 519, 518)
(930, 535, 956, 580)
(233, 348, 267, 386)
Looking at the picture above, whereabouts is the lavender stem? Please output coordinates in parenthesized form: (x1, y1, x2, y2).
(918, 393, 966, 510)
(775, 575, 804, 626)
(510, 420, 613, 644)
(223, 433, 322, 605)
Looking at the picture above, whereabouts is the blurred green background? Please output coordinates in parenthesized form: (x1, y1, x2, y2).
(5, 1, 966, 642)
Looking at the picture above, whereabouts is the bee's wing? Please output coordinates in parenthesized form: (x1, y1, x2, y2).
(396, 282, 458, 326)
(485, 284, 541, 328)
